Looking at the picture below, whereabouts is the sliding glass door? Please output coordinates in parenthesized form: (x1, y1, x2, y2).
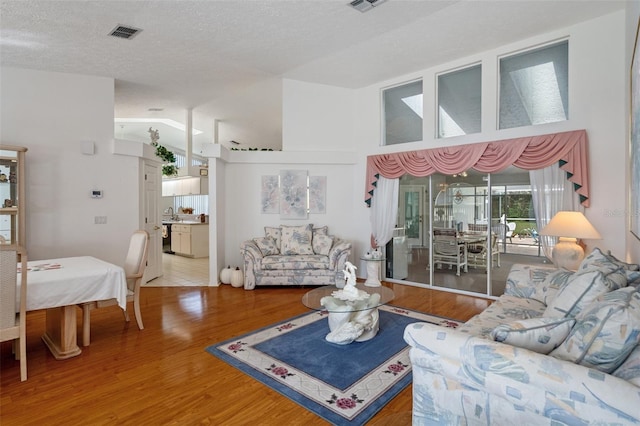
(391, 167, 548, 298)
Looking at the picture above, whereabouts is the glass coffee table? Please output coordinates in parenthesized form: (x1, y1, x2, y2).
(302, 283, 395, 345)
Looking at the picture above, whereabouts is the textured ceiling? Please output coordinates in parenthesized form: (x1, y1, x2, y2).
(0, 0, 626, 150)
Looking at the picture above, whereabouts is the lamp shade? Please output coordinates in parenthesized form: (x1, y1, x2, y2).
(539, 211, 601, 239)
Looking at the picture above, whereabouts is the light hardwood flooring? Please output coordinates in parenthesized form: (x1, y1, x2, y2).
(1, 262, 491, 425)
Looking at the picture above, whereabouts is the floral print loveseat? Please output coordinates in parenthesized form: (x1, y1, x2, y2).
(404, 248, 640, 425)
(240, 224, 351, 290)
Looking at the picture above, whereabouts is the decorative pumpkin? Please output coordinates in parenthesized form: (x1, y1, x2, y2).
(230, 267, 244, 288)
(220, 265, 232, 285)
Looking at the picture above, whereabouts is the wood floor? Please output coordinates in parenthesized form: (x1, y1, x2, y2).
(1, 279, 491, 425)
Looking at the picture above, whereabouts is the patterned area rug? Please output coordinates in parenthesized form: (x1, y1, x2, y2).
(206, 305, 462, 425)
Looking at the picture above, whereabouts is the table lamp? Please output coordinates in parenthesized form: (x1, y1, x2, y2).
(539, 211, 601, 270)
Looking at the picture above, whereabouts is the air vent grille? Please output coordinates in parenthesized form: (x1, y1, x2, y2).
(109, 25, 142, 40)
(349, 0, 387, 13)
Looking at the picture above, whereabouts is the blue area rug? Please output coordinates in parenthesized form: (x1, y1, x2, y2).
(206, 305, 462, 425)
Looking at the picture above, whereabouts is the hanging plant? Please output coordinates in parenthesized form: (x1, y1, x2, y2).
(149, 127, 179, 176)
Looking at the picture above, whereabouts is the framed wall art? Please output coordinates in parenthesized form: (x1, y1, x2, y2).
(261, 175, 280, 214)
(279, 169, 308, 219)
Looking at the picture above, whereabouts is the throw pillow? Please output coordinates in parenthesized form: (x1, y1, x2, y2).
(605, 250, 640, 271)
(491, 317, 575, 354)
(264, 226, 282, 250)
(543, 269, 622, 318)
(280, 224, 314, 255)
(577, 247, 628, 289)
(613, 344, 640, 387)
(543, 249, 628, 318)
(550, 286, 640, 373)
(312, 234, 334, 256)
(313, 226, 329, 236)
(253, 237, 280, 256)
(531, 269, 575, 306)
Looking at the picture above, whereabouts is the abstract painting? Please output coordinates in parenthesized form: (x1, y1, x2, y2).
(309, 176, 327, 214)
(279, 170, 308, 219)
(261, 175, 279, 214)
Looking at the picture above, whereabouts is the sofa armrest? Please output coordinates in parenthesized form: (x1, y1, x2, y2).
(328, 239, 352, 271)
(404, 322, 640, 422)
(240, 240, 263, 290)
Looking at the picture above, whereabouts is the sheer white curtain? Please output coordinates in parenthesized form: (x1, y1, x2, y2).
(530, 165, 582, 259)
(370, 176, 399, 248)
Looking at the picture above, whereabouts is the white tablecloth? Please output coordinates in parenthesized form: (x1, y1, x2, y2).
(18, 256, 128, 311)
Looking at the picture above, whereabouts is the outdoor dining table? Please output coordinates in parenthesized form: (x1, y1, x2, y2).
(18, 256, 127, 360)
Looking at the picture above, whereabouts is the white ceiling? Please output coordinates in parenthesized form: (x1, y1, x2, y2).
(0, 0, 626, 151)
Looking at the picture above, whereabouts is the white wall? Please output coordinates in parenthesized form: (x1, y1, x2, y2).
(282, 79, 356, 152)
(1, 67, 139, 265)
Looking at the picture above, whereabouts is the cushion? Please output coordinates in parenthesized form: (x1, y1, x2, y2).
(261, 254, 329, 270)
(576, 247, 628, 289)
(550, 286, 640, 373)
(613, 344, 640, 387)
(605, 250, 640, 271)
(253, 236, 280, 256)
(491, 317, 575, 354)
(264, 226, 282, 249)
(312, 233, 333, 256)
(543, 249, 628, 318)
(280, 224, 314, 255)
(313, 226, 328, 236)
(531, 268, 575, 306)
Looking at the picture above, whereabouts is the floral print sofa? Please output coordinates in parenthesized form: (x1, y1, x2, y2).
(404, 248, 640, 425)
(240, 224, 351, 290)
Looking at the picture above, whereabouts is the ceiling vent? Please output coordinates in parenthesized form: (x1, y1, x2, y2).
(108, 25, 142, 40)
(348, 0, 387, 13)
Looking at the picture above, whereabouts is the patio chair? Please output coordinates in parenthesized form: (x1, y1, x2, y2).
(432, 228, 468, 276)
(467, 234, 500, 269)
(506, 222, 516, 243)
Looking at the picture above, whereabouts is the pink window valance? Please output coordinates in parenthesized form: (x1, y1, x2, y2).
(365, 129, 590, 207)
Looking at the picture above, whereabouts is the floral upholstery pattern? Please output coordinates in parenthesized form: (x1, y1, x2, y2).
(253, 236, 280, 256)
(404, 261, 640, 425)
(312, 234, 333, 256)
(241, 225, 351, 290)
(280, 224, 314, 255)
(264, 226, 282, 249)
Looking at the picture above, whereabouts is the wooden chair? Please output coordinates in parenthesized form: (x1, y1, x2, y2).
(0, 245, 27, 381)
(80, 230, 149, 345)
(432, 228, 467, 276)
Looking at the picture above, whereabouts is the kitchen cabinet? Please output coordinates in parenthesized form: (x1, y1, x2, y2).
(171, 224, 209, 258)
(162, 177, 208, 197)
(0, 145, 27, 246)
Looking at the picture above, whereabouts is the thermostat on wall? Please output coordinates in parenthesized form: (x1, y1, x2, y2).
(91, 190, 103, 198)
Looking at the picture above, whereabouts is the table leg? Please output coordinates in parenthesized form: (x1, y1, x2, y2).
(42, 306, 82, 360)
